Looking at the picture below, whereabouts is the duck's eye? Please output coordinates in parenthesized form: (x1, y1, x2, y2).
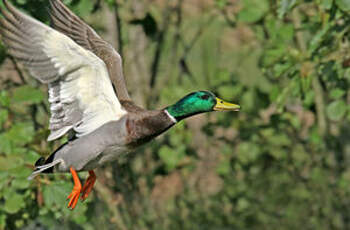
(200, 95, 209, 100)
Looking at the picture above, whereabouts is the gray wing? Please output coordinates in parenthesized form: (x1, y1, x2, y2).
(49, 0, 131, 101)
(0, 0, 127, 141)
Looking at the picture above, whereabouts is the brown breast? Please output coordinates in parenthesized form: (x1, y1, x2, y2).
(122, 102, 175, 147)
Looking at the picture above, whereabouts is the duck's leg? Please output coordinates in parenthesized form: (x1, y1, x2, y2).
(67, 167, 82, 209)
(81, 170, 96, 201)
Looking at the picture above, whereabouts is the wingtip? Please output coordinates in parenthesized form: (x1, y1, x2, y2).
(49, 0, 64, 9)
(2, 0, 17, 16)
(2, 0, 10, 10)
(0, 0, 6, 13)
(48, 0, 57, 8)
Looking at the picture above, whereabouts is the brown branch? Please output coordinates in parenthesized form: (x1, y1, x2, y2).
(9, 56, 26, 84)
(176, 14, 216, 83)
(115, 0, 124, 58)
(94, 177, 127, 229)
(172, 0, 183, 56)
(292, 8, 327, 136)
(149, 4, 172, 89)
(183, 14, 215, 58)
(9, 56, 49, 117)
(220, 7, 236, 27)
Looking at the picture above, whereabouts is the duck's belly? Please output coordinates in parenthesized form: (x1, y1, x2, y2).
(82, 145, 131, 171)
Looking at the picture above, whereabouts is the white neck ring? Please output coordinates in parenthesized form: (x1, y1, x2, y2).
(164, 110, 177, 123)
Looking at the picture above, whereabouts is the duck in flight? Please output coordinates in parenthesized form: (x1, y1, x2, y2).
(0, 0, 240, 210)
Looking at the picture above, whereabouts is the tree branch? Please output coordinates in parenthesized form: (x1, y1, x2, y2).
(292, 8, 327, 136)
(149, 4, 172, 89)
(115, 0, 124, 57)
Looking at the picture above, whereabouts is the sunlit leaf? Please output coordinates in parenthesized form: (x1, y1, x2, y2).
(0, 91, 10, 107)
(7, 122, 35, 146)
(336, 0, 350, 11)
(0, 133, 12, 154)
(11, 85, 45, 105)
(278, 0, 297, 18)
(0, 215, 5, 230)
(4, 193, 24, 214)
(12, 178, 30, 189)
(0, 155, 24, 171)
(158, 146, 185, 171)
(321, 0, 333, 9)
(237, 0, 269, 23)
(0, 109, 8, 127)
(74, 0, 94, 16)
(330, 88, 345, 99)
(216, 160, 231, 175)
(326, 100, 347, 121)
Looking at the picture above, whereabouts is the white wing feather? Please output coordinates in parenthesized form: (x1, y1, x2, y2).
(0, 1, 126, 141)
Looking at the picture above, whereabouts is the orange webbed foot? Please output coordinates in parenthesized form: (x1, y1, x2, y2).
(67, 167, 82, 210)
(81, 170, 96, 201)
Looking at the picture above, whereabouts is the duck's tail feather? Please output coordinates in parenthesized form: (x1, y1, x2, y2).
(28, 142, 68, 180)
(27, 158, 63, 180)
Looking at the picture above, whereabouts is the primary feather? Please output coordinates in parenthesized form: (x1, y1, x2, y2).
(0, 0, 127, 141)
(49, 0, 130, 101)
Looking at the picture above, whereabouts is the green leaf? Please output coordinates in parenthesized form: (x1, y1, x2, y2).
(0, 109, 8, 127)
(330, 88, 345, 99)
(8, 167, 32, 178)
(4, 193, 24, 214)
(218, 85, 241, 99)
(0, 91, 10, 107)
(336, 0, 350, 11)
(0, 171, 9, 190)
(278, 0, 297, 18)
(237, 0, 269, 23)
(11, 85, 44, 105)
(292, 145, 309, 163)
(74, 0, 94, 16)
(216, 0, 228, 9)
(12, 178, 30, 189)
(326, 100, 347, 121)
(269, 147, 286, 160)
(7, 122, 35, 146)
(237, 198, 250, 211)
(309, 24, 331, 53)
(212, 69, 231, 86)
(0, 155, 24, 171)
(24, 150, 41, 165)
(273, 62, 293, 77)
(105, 0, 116, 7)
(0, 133, 12, 154)
(43, 181, 73, 208)
(0, 215, 6, 230)
(262, 46, 287, 66)
(158, 146, 185, 171)
(43, 186, 55, 207)
(237, 142, 260, 164)
(216, 160, 231, 175)
(322, 0, 333, 9)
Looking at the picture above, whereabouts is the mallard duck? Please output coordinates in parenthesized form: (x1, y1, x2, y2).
(0, 0, 240, 210)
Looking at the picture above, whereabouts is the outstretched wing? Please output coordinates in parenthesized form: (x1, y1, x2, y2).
(0, 0, 127, 141)
(49, 0, 130, 101)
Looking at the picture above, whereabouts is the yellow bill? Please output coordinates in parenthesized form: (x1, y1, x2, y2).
(214, 97, 240, 111)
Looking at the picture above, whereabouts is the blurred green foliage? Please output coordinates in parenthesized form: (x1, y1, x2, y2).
(0, 0, 350, 229)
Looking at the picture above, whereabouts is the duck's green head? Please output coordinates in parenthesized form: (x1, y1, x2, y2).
(165, 91, 240, 122)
